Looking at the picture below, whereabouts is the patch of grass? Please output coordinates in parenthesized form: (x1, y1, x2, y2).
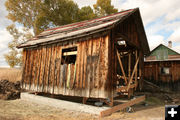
(0, 68, 22, 82)
(145, 96, 164, 105)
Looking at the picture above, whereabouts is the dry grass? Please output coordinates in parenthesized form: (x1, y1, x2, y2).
(0, 68, 22, 82)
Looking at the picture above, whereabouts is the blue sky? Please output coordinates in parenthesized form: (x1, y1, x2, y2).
(1, 0, 180, 67)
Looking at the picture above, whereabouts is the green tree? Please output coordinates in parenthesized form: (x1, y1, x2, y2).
(93, 0, 118, 17)
(78, 6, 96, 21)
(5, 0, 81, 35)
(5, 0, 44, 35)
(43, 0, 80, 27)
(4, 24, 33, 68)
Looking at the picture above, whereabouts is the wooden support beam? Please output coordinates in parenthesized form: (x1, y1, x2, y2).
(101, 99, 113, 107)
(82, 97, 88, 104)
(116, 50, 127, 84)
(128, 53, 131, 79)
(128, 88, 134, 99)
(138, 51, 143, 90)
(100, 95, 145, 117)
(110, 97, 114, 107)
(63, 51, 77, 56)
(135, 50, 138, 89)
(127, 57, 139, 91)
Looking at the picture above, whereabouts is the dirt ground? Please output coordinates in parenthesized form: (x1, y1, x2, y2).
(0, 97, 166, 120)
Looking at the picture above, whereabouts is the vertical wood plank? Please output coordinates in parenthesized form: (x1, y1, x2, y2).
(86, 40, 92, 98)
(80, 42, 84, 89)
(98, 36, 107, 98)
(90, 38, 99, 97)
(47, 46, 52, 93)
(39, 47, 45, 91)
(44, 46, 50, 92)
(56, 46, 62, 94)
(29, 48, 34, 90)
(32, 49, 37, 91)
(37, 47, 43, 92)
(21, 49, 27, 89)
(32, 49, 38, 91)
(52, 45, 57, 94)
(135, 50, 138, 89)
(75, 44, 80, 88)
(128, 53, 131, 79)
(78, 43, 82, 89)
(42, 47, 47, 92)
(104, 35, 110, 98)
(34, 48, 39, 91)
(25, 49, 31, 89)
(83, 42, 88, 89)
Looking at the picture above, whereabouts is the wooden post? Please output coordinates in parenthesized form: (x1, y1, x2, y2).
(116, 50, 127, 84)
(110, 97, 114, 107)
(42, 47, 47, 92)
(139, 51, 143, 90)
(101, 98, 113, 107)
(82, 97, 88, 104)
(128, 88, 133, 99)
(128, 52, 131, 79)
(135, 50, 138, 89)
(127, 57, 139, 91)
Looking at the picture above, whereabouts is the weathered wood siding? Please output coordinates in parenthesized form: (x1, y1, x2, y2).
(144, 61, 180, 91)
(22, 35, 113, 99)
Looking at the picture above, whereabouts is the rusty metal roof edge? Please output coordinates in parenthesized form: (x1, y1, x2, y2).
(41, 8, 135, 33)
(17, 19, 118, 48)
(17, 26, 112, 49)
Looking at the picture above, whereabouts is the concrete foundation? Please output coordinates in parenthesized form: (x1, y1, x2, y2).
(21, 92, 109, 115)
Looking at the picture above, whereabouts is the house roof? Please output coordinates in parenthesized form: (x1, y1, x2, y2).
(149, 44, 180, 55)
(145, 59, 180, 62)
(17, 8, 149, 54)
(145, 44, 180, 62)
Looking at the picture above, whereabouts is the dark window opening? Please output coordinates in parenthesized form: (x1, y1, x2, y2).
(61, 47, 77, 64)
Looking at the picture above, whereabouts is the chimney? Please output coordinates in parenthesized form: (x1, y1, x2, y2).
(168, 41, 172, 48)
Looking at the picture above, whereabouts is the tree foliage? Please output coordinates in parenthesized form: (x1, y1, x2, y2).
(4, 24, 33, 68)
(5, 0, 44, 35)
(78, 6, 96, 21)
(93, 0, 118, 17)
(43, 0, 79, 26)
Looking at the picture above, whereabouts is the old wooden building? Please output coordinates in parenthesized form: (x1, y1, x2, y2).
(144, 43, 180, 91)
(18, 8, 149, 105)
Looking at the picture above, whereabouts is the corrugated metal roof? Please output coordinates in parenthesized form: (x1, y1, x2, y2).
(17, 8, 136, 48)
(38, 9, 134, 37)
